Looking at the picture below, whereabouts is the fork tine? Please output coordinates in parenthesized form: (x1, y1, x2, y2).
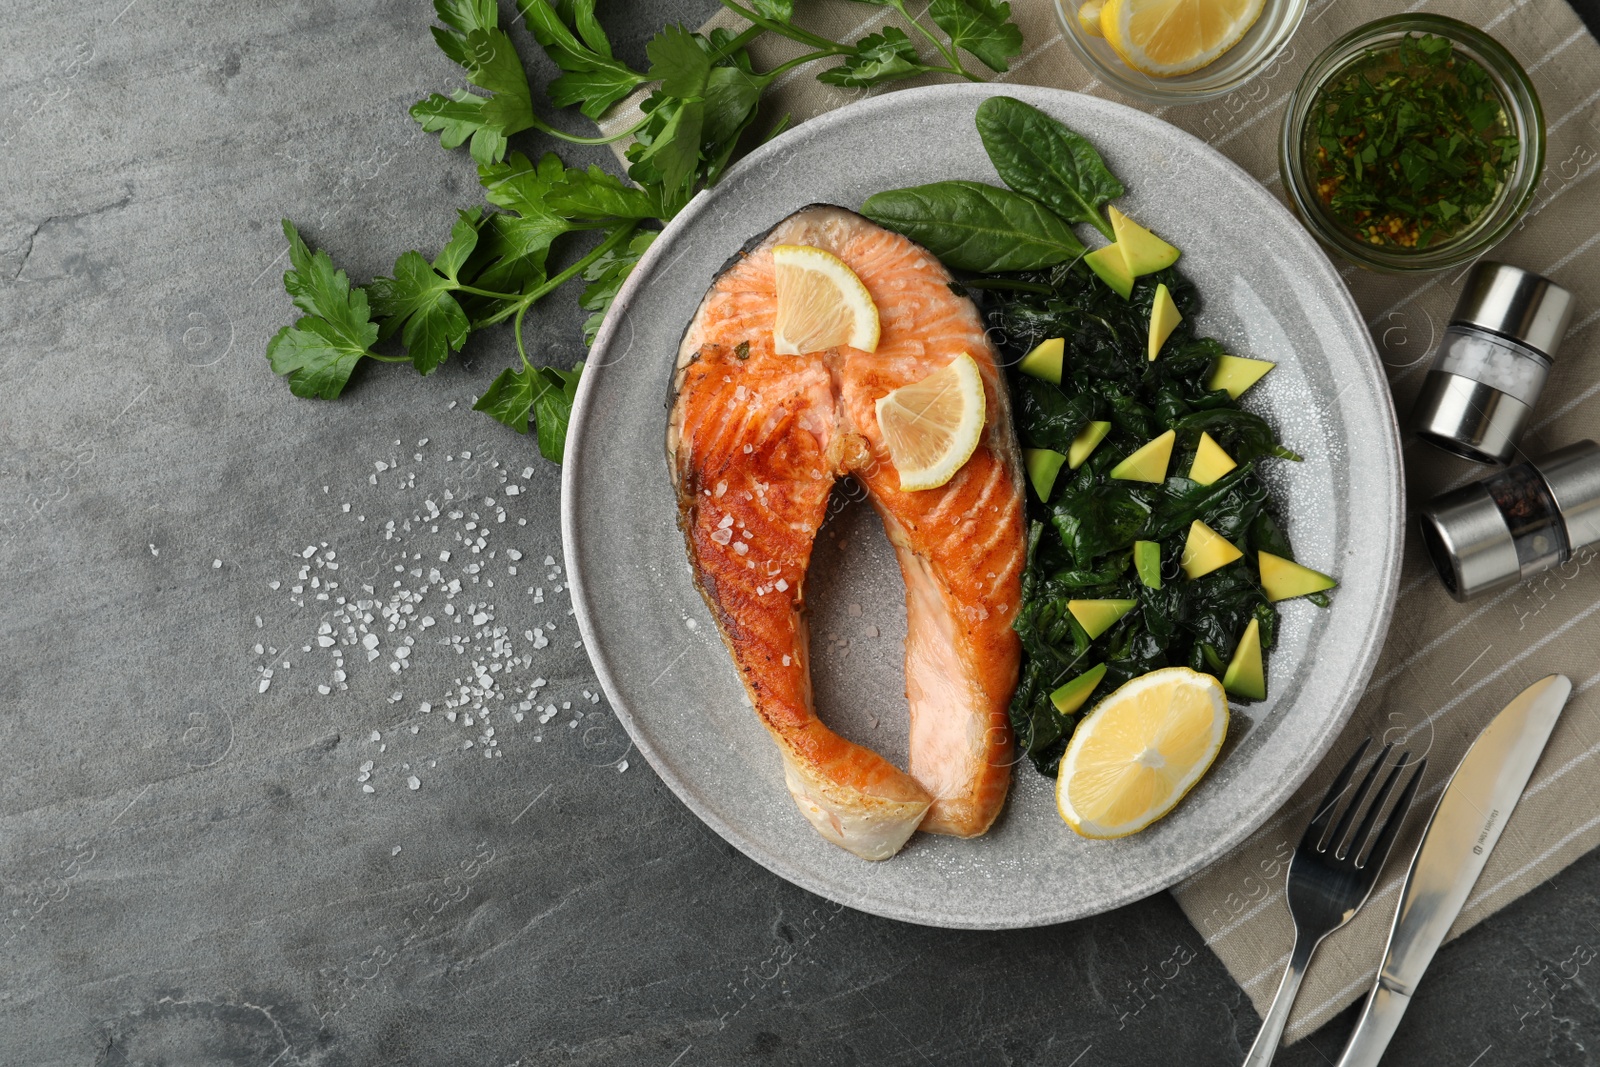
(1347, 752, 1409, 867)
(1328, 742, 1395, 856)
(1307, 736, 1371, 847)
(1359, 757, 1427, 874)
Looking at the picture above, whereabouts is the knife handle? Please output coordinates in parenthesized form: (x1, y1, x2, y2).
(1242, 935, 1316, 1067)
(1333, 980, 1411, 1067)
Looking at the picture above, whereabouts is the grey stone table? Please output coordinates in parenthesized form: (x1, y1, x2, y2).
(4, 2, 1599, 1064)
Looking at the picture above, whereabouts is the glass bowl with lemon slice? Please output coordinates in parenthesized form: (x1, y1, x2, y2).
(1054, 0, 1307, 102)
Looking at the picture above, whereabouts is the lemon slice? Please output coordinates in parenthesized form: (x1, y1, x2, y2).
(1078, 0, 1106, 36)
(875, 353, 987, 491)
(1100, 0, 1265, 77)
(772, 244, 880, 355)
(1056, 666, 1228, 838)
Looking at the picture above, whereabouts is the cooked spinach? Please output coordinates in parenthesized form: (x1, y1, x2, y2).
(867, 98, 1325, 777)
(992, 259, 1309, 775)
(859, 180, 1085, 271)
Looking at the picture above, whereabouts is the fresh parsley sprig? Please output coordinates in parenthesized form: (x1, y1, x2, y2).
(269, 0, 1025, 461)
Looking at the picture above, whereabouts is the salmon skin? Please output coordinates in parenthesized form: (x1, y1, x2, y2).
(666, 205, 1024, 860)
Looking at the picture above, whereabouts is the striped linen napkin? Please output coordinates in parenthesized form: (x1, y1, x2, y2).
(605, 0, 1600, 1041)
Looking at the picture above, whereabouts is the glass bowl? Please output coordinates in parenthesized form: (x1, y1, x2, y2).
(1052, 0, 1308, 103)
(1279, 14, 1545, 274)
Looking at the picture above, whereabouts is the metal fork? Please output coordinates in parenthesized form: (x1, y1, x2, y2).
(1240, 739, 1427, 1067)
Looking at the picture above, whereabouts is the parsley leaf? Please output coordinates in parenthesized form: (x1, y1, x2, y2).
(545, 165, 666, 220)
(819, 28, 928, 87)
(628, 94, 707, 200)
(411, 7, 536, 165)
(368, 209, 483, 374)
(701, 66, 767, 182)
(751, 0, 795, 18)
(472, 152, 598, 293)
(474, 361, 584, 461)
(929, 0, 1024, 72)
(266, 220, 381, 400)
(620, 26, 720, 200)
(580, 230, 658, 344)
(626, 27, 769, 202)
(517, 0, 646, 119)
(647, 23, 714, 98)
(531, 362, 583, 461)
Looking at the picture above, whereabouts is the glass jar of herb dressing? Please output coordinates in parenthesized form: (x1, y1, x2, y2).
(1280, 15, 1544, 273)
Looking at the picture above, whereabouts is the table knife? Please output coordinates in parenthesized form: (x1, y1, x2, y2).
(1333, 673, 1572, 1067)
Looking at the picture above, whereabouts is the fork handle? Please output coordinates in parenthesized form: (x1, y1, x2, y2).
(1241, 934, 1317, 1067)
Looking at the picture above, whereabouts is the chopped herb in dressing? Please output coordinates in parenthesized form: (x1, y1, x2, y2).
(1304, 33, 1519, 249)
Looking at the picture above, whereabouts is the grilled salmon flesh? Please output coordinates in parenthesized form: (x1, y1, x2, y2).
(666, 205, 1025, 860)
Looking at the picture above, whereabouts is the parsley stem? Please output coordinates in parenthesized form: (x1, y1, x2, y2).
(514, 302, 534, 373)
(762, 49, 841, 81)
(473, 222, 640, 331)
(527, 112, 651, 147)
(715, 0, 850, 55)
(455, 283, 529, 301)
(891, 0, 981, 81)
(714, 24, 767, 58)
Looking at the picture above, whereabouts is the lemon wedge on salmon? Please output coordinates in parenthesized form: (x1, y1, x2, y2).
(1056, 666, 1227, 838)
(876, 352, 987, 491)
(772, 244, 881, 355)
(1100, 0, 1265, 77)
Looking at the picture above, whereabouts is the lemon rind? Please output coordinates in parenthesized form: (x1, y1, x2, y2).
(1055, 666, 1229, 839)
(1099, 0, 1266, 78)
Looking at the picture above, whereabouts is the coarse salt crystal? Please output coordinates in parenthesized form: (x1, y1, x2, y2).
(407, 776, 421, 790)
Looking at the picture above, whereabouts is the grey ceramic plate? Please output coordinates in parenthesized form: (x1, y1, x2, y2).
(562, 84, 1402, 929)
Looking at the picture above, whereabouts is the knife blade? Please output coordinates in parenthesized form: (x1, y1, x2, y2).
(1333, 673, 1572, 1067)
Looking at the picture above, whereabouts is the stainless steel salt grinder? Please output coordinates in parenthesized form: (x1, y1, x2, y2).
(1419, 440, 1600, 601)
(1410, 262, 1575, 464)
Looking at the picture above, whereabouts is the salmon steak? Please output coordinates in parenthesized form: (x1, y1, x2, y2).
(666, 205, 1026, 861)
